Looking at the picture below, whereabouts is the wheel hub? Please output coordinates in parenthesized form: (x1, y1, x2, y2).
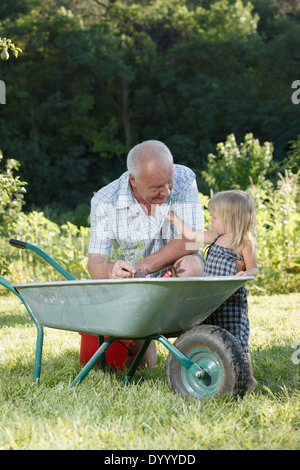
(181, 346, 224, 398)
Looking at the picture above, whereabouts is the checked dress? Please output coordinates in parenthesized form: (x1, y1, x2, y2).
(202, 236, 250, 353)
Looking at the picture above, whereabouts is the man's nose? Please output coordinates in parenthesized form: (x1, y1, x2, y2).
(160, 185, 171, 197)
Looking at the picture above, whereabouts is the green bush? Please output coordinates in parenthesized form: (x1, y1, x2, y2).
(0, 153, 26, 276)
(0, 153, 26, 236)
(6, 212, 90, 282)
(250, 170, 300, 294)
(202, 133, 273, 192)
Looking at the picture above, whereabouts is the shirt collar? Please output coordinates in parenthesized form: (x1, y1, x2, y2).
(116, 172, 138, 210)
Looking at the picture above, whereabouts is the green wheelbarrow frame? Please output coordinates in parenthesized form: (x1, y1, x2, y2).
(0, 239, 75, 382)
(1, 239, 253, 397)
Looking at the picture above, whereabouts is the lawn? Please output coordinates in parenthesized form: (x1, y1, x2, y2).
(0, 292, 299, 450)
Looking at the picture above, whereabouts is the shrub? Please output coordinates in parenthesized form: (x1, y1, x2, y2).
(6, 212, 90, 282)
(202, 133, 273, 192)
(0, 153, 26, 276)
(249, 170, 300, 294)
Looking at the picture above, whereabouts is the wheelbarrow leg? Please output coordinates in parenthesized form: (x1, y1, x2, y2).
(71, 337, 115, 387)
(33, 323, 44, 383)
(0, 276, 44, 384)
(155, 334, 210, 383)
(123, 339, 151, 385)
(98, 335, 107, 370)
(22, 301, 44, 384)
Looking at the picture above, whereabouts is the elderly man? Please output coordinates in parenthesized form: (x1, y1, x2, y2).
(88, 140, 204, 367)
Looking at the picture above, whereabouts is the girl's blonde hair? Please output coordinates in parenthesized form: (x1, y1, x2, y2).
(208, 190, 257, 252)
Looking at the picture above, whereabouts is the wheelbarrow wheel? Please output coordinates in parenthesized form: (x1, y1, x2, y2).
(166, 325, 250, 400)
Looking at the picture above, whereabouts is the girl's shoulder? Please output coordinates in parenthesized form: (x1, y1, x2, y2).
(214, 234, 231, 248)
(239, 237, 257, 255)
(215, 234, 255, 257)
(222, 233, 256, 252)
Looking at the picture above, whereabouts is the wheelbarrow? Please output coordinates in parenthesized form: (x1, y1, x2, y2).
(0, 239, 254, 400)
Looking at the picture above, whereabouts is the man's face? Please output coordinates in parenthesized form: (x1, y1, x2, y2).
(129, 162, 174, 205)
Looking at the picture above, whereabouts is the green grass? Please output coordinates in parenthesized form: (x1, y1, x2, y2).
(0, 293, 299, 450)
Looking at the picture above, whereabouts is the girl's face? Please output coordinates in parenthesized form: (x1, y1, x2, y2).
(209, 211, 224, 234)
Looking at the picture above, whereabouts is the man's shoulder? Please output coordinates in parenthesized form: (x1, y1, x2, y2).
(173, 164, 196, 195)
(91, 171, 129, 207)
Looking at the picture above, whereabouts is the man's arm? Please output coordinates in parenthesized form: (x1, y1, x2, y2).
(133, 235, 199, 277)
(88, 254, 110, 279)
(88, 234, 198, 279)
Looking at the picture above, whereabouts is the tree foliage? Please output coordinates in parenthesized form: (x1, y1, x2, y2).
(0, 0, 299, 213)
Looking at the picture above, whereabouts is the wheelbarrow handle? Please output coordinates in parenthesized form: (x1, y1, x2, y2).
(9, 239, 27, 249)
(9, 238, 75, 280)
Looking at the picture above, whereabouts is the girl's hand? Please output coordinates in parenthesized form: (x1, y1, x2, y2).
(236, 268, 258, 277)
(163, 211, 176, 223)
(236, 271, 247, 277)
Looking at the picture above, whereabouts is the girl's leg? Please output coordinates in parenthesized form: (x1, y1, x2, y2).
(245, 352, 257, 390)
(125, 339, 157, 370)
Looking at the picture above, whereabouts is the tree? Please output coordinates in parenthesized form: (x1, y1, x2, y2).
(0, 0, 299, 213)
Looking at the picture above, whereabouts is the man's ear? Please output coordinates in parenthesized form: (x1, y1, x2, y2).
(129, 173, 136, 188)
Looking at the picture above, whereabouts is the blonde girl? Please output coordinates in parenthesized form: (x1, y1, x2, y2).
(164, 190, 258, 390)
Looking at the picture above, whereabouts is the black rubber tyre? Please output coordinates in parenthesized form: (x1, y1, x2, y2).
(166, 325, 250, 400)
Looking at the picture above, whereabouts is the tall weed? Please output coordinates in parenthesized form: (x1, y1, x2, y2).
(249, 170, 300, 294)
(2, 212, 89, 282)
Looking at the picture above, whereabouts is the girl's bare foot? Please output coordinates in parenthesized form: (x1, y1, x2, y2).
(248, 377, 258, 391)
(245, 352, 257, 391)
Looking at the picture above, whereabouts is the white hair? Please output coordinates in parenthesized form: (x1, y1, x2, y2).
(127, 140, 173, 180)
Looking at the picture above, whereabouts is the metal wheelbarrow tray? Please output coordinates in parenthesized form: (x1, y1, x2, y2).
(1, 239, 254, 400)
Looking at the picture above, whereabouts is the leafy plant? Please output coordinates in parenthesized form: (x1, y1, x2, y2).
(249, 169, 300, 294)
(0, 154, 27, 235)
(4, 212, 90, 282)
(105, 240, 146, 278)
(0, 155, 27, 276)
(202, 133, 274, 192)
(0, 37, 22, 60)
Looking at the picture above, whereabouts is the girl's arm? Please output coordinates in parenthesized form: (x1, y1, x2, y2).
(164, 211, 215, 244)
(236, 240, 258, 277)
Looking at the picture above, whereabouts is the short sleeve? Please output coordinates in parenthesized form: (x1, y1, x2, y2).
(88, 200, 114, 255)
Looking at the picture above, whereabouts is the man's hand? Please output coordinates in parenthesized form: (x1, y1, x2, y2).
(110, 260, 137, 279)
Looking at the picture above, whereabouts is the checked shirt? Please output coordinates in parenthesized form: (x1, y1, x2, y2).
(89, 164, 203, 277)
